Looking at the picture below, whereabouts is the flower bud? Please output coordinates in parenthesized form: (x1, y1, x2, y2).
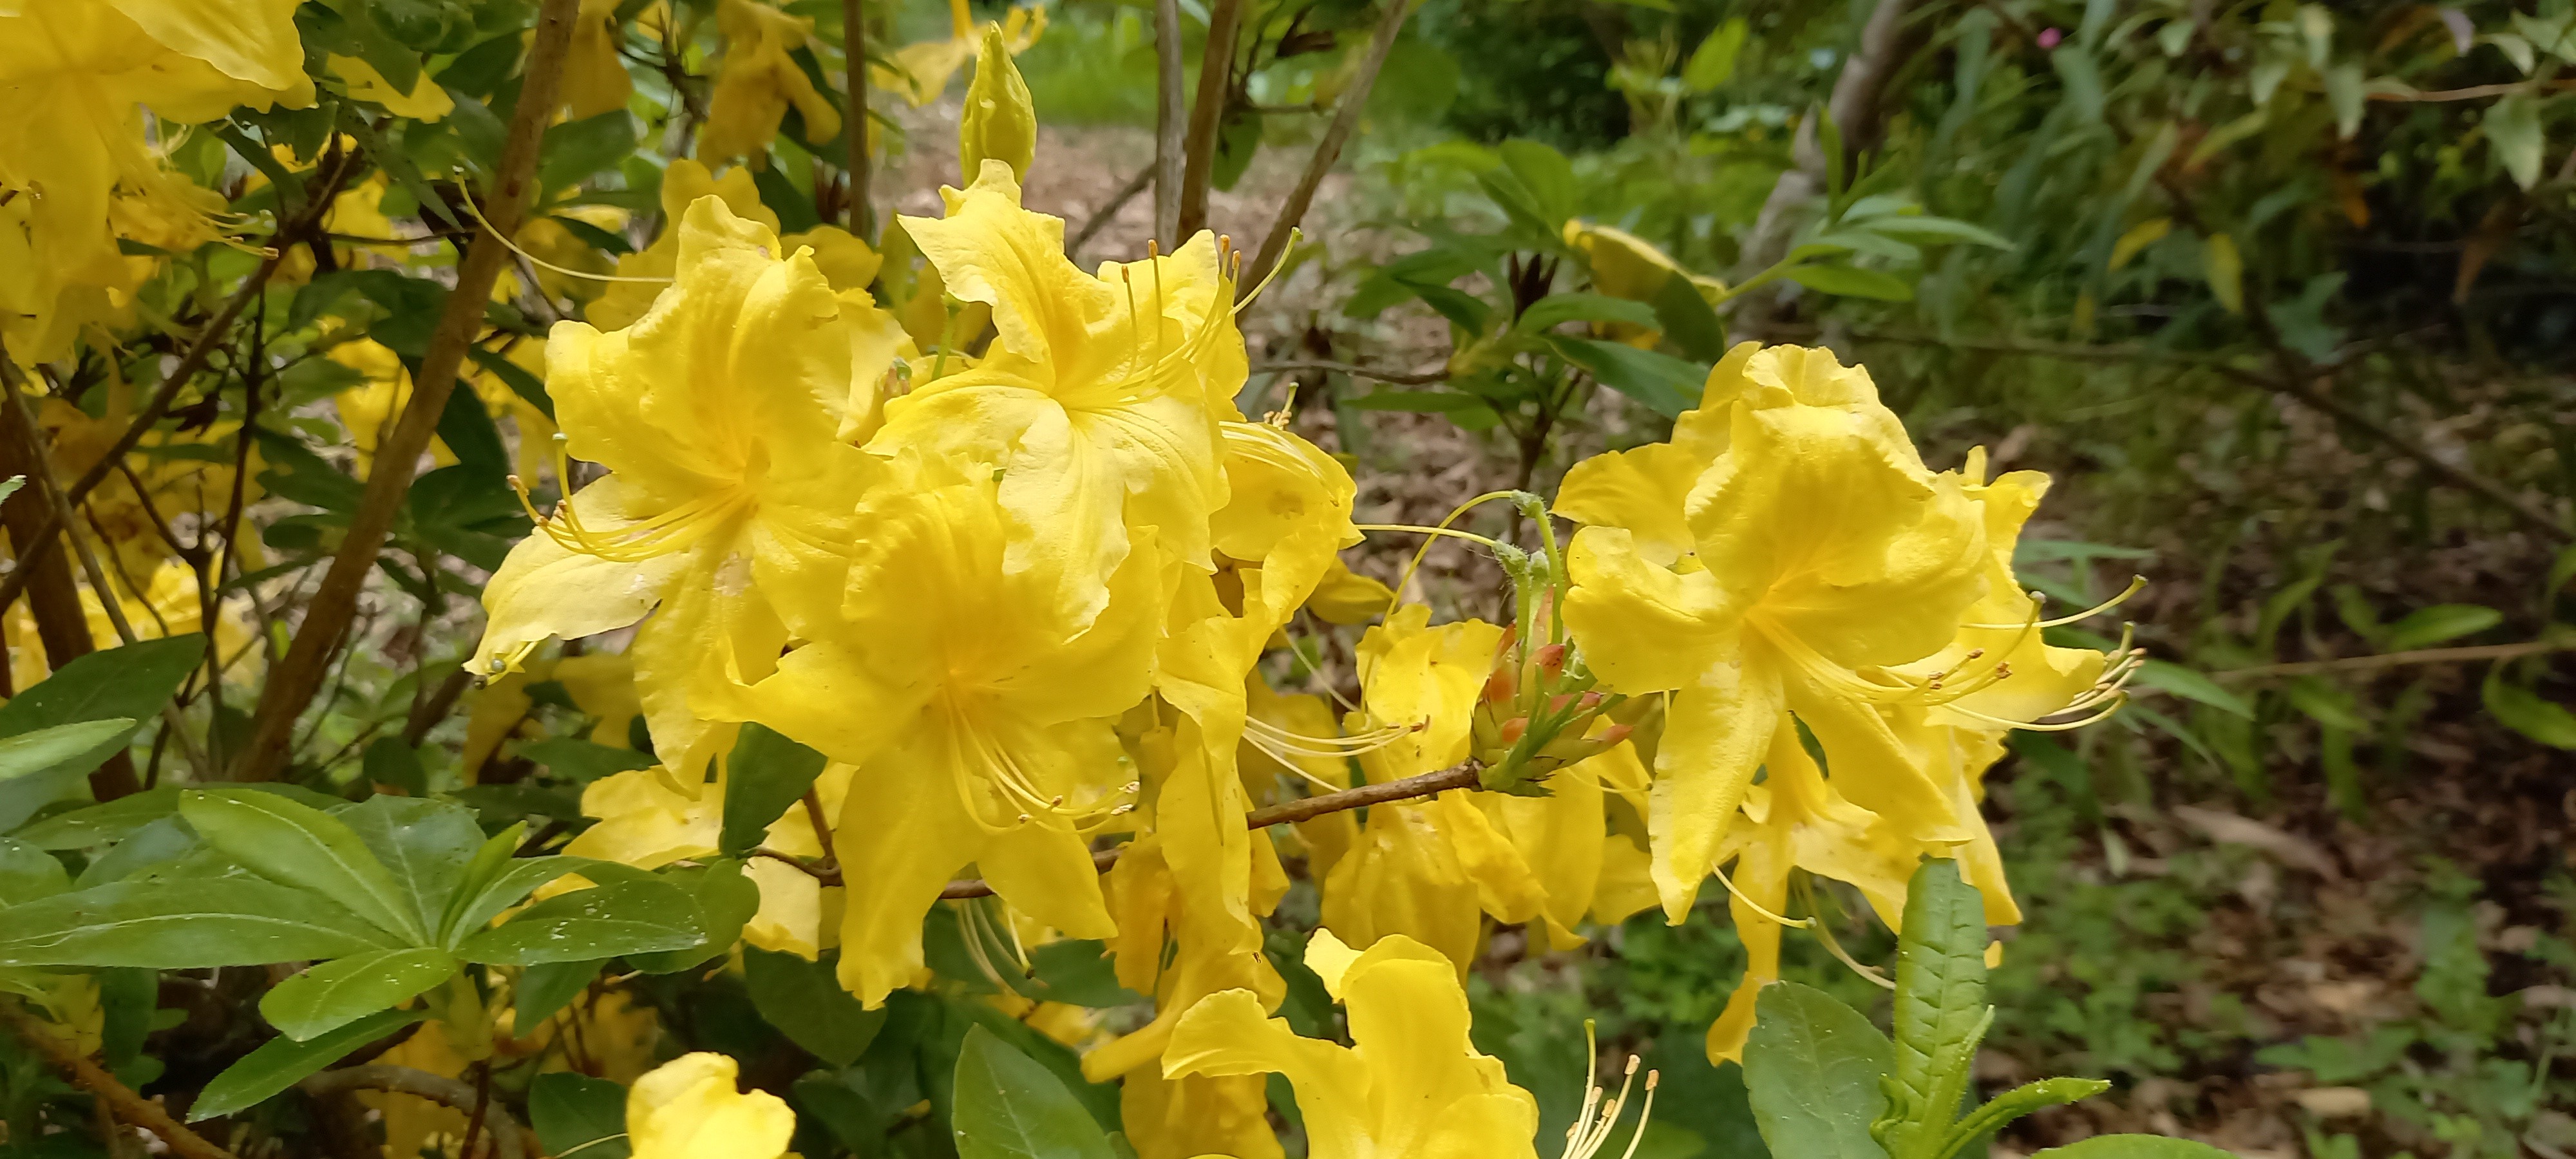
(1498, 716, 1528, 745)
(960, 25, 1037, 184)
(1532, 643, 1567, 677)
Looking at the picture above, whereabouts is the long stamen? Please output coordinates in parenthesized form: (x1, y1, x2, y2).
(1711, 862, 1813, 929)
(1964, 576, 2146, 630)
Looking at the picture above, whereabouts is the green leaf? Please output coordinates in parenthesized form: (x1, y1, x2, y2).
(2482, 668, 2576, 749)
(2486, 93, 2544, 189)
(190, 1008, 428, 1122)
(540, 111, 641, 193)
(721, 724, 829, 857)
(514, 959, 608, 1037)
(0, 475, 21, 505)
(0, 720, 138, 783)
(260, 947, 460, 1041)
(0, 838, 70, 905)
(1862, 216, 2015, 250)
(529, 1072, 634, 1159)
(1937, 1077, 2110, 1159)
(2134, 661, 2254, 719)
(952, 1024, 1118, 1159)
(2383, 605, 2503, 652)
(440, 853, 595, 947)
(1649, 271, 1728, 361)
(338, 796, 488, 941)
(0, 878, 401, 968)
(1784, 264, 1917, 301)
(466, 346, 554, 419)
(1884, 860, 1993, 1159)
(457, 879, 707, 965)
(746, 948, 887, 1066)
(518, 738, 655, 784)
(180, 791, 426, 945)
(1743, 982, 1893, 1159)
(2029, 1138, 2239, 1159)
(1546, 337, 1705, 418)
(1515, 292, 1663, 335)
(625, 860, 755, 974)
(2202, 233, 2244, 313)
(1683, 17, 1747, 91)
(0, 636, 204, 807)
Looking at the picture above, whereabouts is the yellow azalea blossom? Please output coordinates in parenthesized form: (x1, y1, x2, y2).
(1122, 1068, 1285, 1159)
(881, 162, 1241, 628)
(471, 196, 889, 778)
(1305, 606, 1556, 973)
(1305, 557, 1396, 625)
(876, 0, 1046, 107)
(1562, 220, 1725, 347)
(1478, 737, 1651, 950)
(327, 54, 453, 120)
(0, 0, 312, 359)
(628, 1053, 796, 1159)
(716, 454, 1155, 1004)
(699, 0, 842, 165)
(1700, 713, 1927, 1062)
(588, 159, 883, 331)
(564, 0, 635, 119)
(3, 563, 258, 693)
(1560, 344, 2000, 921)
(1166, 930, 1542, 1159)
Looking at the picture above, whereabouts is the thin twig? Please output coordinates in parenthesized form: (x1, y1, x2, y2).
(298, 1066, 529, 1159)
(1151, 0, 1186, 245)
(1176, 0, 1246, 238)
(1069, 165, 1153, 261)
(0, 1003, 239, 1159)
(800, 786, 838, 874)
(2213, 638, 2576, 679)
(773, 761, 1485, 896)
(1241, 0, 1415, 296)
(1250, 359, 1452, 384)
(233, 0, 583, 782)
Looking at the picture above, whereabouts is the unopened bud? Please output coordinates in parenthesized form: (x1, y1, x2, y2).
(1482, 668, 1515, 704)
(959, 25, 1037, 184)
(1533, 643, 1567, 676)
(1498, 716, 1528, 745)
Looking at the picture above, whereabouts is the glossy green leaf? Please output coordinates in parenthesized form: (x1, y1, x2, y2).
(1743, 982, 1892, 1159)
(189, 1008, 427, 1122)
(260, 947, 460, 1041)
(746, 948, 887, 1066)
(338, 796, 488, 940)
(1884, 860, 1993, 1159)
(1683, 17, 1747, 91)
(625, 860, 756, 974)
(0, 838, 70, 905)
(519, 738, 656, 784)
(529, 1072, 634, 1159)
(1546, 336, 1704, 417)
(0, 878, 399, 967)
(2134, 661, 2254, 719)
(1513, 292, 1662, 335)
(457, 879, 706, 965)
(0, 720, 137, 783)
(180, 791, 425, 944)
(1863, 215, 2015, 250)
(952, 1024, 1117, 1159)
(721, 724, 829, 856)
(514, 959, 609, 1037)
(2383, 604, 2503, 652)
(2486, 93, 2544, 189)
(1937, 1077, 2110, 1159)
(0, 636, 204, 820)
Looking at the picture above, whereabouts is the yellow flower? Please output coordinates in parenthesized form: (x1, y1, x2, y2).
(1165, 930, 1542, 1159)
(628, 1053, 796, 1159)
(959, 24, 1037, 183)
(327, 55, 453, 120)
(1122, 1068, 1285, 1159)
(699, 0, 842, 165)
(563, 0, 635, 119)
(1562, 221, 1725, 347)
(876, 0, 1046, 107)
(880, 162, 1240, 628)
(471, 196, 890, 777)
(561, 762, 848, 960)
(1560, 344, 1998, 920)
(0, 0, 312, 359)
(716, 454, 1156, 1005)
(587, 158, 883, 331)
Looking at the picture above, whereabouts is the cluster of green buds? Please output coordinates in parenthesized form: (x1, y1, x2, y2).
(1471, 494, 1633, 794)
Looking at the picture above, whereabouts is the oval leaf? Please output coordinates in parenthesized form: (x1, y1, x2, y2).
(721, 724, 829, 857)
(0, 719, 138, 783)
(1744, 982, 1893, 1159)
(2031, 1136, 2240, 1159)
(0, 878, 399, 968)
(457, 879, 707, 965)
(260, 947, 459, 1041)
(190, 1008, 427, 1122)
(952, 1024, 1117, 1159)
(2383, 604, 2503, 652)
(180, 791, 426, 945)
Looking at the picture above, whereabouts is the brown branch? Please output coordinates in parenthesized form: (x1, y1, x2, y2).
(2369, 79, 2576, 102)
(1240, 0, 1414, 297)
(1175, 0, 1247, 238)
(232, 0, 583, 782)
(1151, 0, 1186, 245)
(0, 1003, 239, 1159)
(402, 666, 476, 746)
(0, 147, 361, 621)
(843, 0, 871, 235)
(1736, 0, 1922, 310)
(2213, 638, 2576, 680)
(1250, 359, 1452, 384)
(800, 786, 839, 875)
(770, 761, 1486, 896)
(1069, 165, 1154, 260)
(298, 1066, 529, 1159)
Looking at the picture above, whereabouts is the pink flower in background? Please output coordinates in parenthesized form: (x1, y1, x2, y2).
(2038, 27, 2064, 48)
